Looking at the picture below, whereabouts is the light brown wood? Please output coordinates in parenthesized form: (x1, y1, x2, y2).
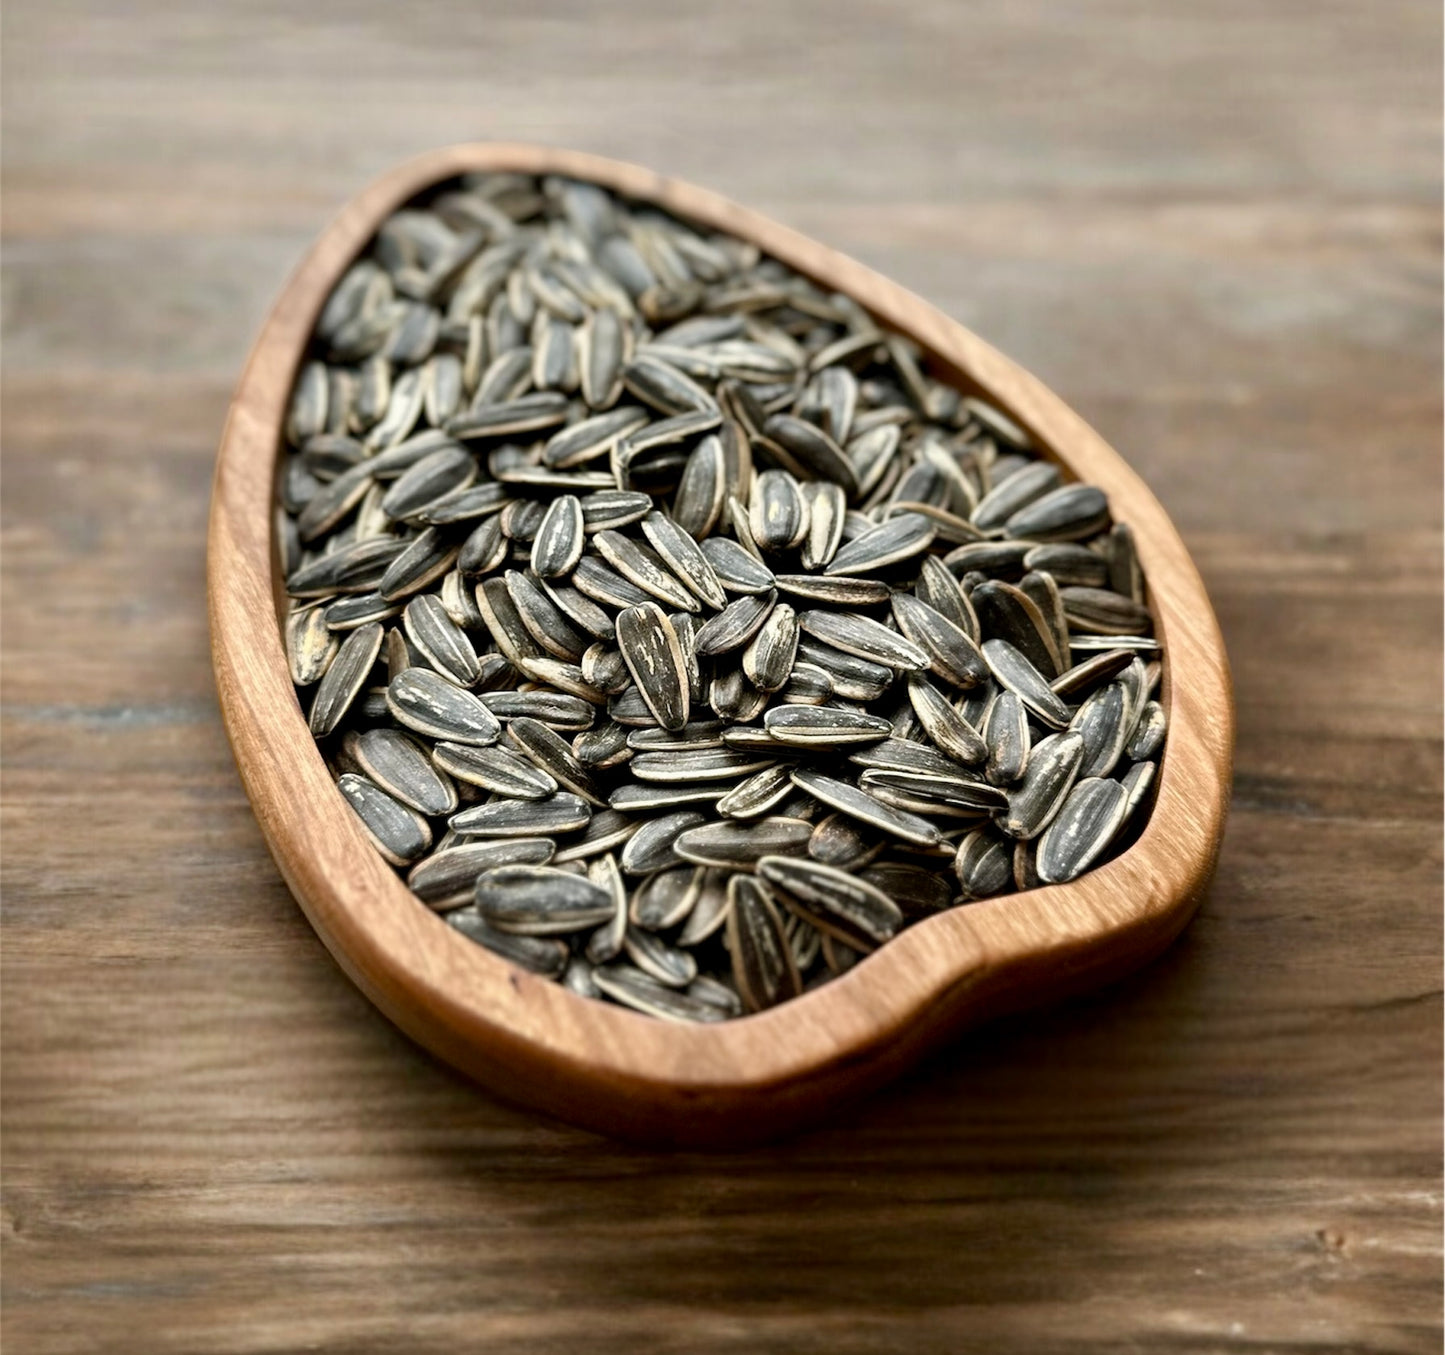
(208, 144, 1233, 1144)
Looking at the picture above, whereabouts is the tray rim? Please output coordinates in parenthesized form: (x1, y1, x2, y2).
(208, 143, 1234, 1145)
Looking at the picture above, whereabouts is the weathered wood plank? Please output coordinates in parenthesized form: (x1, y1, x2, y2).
(2, 0, 1440, 1346)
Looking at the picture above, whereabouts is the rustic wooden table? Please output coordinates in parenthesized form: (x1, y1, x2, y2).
(4, 2, 1440, 1350)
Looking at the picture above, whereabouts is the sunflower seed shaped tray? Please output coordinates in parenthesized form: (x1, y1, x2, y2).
(213, 146, 1231, 1141)
(278, 173, 1165, 1025)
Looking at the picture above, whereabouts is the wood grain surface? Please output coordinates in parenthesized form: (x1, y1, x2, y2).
(3, 0, 1440, 1349)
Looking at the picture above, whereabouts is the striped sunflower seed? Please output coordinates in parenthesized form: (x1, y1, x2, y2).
(408, 838, 555, 910)
(531, 494, 585, 577)
(475, 865, 616, 934)
(757, 855, 902, 950)
(337, 773, 432, 865)
(673, 817, 813, 868)
(998, 731, 1085, 840)
(433, 741, 558, 799)
(449, 908, 569, 977)
(451, 791, 592, 839)
(309, 622, 384, 737)
(351, 727, 458, 816)
(981, 639, 1071, 729)
(615, 602, 690, 732)
(1035, 777, 1129, 884)
(726, 875, 801, 1012)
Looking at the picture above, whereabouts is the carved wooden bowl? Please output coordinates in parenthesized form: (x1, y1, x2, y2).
(209, 144, 1233, 1146)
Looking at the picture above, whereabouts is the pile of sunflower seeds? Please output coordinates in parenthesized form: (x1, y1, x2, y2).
(277, 172, 1167, 1023)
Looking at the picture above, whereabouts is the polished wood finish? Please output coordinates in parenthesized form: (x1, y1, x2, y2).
(5, 1, 1439, 1346)
(209, 144, 1233, 1144)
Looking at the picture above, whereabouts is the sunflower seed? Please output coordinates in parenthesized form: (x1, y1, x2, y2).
(982, 639, 1071, 729)
(571, 554, 653, 610)
(475, 865, 615, 934)
(380, 447, 476, 521)
(615, 602, 690, 732)
(309, 622, 384, 736)
(542, 407, 649, 469)
(474, 576, 542, 666)
(408, 838, 556, 910)
(726, 875, 801, 1012)
(628, 866, 702, 930)
(349, 728, 458, 816)
(337, 773, 432, 865)
(593, 531, 698, 613)
(387, 666, 501, 745)
(617, 927, 697, 987)
(983, 690, 1030, 785)
(764, 414, 858, 496)
(505, 716, 607, 805)
(593, 964, 729, 1021)
(772, 575, 890, 608)
(629, 746, 774, 784)
(1034, 777, 1130, 884)
(1050, 647, 1135, 697)
(554, 811, 640, 867)
(1005, 484, 1110, 542)
(855, 862, 950, 920)
(794, 638, 893, 701)
(757, 855, 901, 950)
(579, 489, 653, 533)
(715, 764, 797, 819)
(741, 602, 798, 693)
(640, 511, 727, 609)
(826, 512, 935, 576)
(457, 516, 509, 576)
(1119, 759, 1157, 821)
(763, 704, 891, 747)
(971, 461, 1059, 531)
(323, 593, 403, 630)
(286, 604, 339, 686)
(999, 731, 1085, 839)
(505, 569, 589, 660)
(954, 829, 1015, 899)
(451, 791, 591, 838)
(620, 810, 707, 874)
(448, 909, 569, 976)
(1070, 681, 1130, 780)
(858, 768, 1006, 815)
(1126, 701, 1167, 760)
(403, 594, 481, 686)
(447, 391, 570, 439)
(577, 298, 634, 387)
(572, 720, 633, 769)
(848, 736, 968, 780)
(798, 610, 927, 671)
(673, 817, 812, 868)
(790, 769, 939, 847)
(905, 675, 987, 765)
(1023, 542, 1110, 588)
(1060, 586, 1153, 636)
(478, 689, 595, 729)
(673, 434, 727, 538)
(749, 469, 809, 553)
(699, 536, 775, 593)
(526, 495, 584, 577)
(622, 353, 717, 415)
(694, 589, 776, 657)
(433, 741, 558, 799)
(891, 593, 989, 689)
(287, 536, 403, 597)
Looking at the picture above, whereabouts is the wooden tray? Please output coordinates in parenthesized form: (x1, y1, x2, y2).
(208, 144, 1234, 1146)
